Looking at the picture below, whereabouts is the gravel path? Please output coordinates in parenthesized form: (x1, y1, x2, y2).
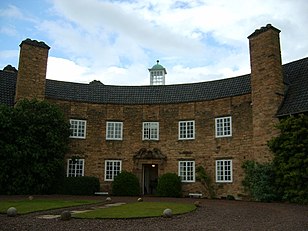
(0, 196, 307, 231)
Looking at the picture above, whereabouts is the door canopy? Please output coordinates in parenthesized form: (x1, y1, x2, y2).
(133, 148, 167, 160)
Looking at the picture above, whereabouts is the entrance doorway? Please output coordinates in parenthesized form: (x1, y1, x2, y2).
(143, 164, 158, 195)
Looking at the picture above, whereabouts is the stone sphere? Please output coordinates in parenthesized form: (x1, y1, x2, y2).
(137, 197, 143, 202)
(60, 211, 71, 221)
(7, 207, 17, 217)
(106, 197, 112, 202)
(194, 201, 201, 207)
(28, 196, 33, 201)
(163, 208, 172, 218)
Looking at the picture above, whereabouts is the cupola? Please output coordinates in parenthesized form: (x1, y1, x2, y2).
(148, 60, 167, 85)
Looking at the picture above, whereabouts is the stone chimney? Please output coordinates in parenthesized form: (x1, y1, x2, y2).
(15, 39, 50, 102)
(248, 24, 284, 162)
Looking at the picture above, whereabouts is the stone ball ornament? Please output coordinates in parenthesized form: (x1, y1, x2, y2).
(162, 208, 173, 218)
(7, 207, 17, 217)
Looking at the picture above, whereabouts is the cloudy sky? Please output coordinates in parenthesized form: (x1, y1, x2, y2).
(1, 0, 307, 85)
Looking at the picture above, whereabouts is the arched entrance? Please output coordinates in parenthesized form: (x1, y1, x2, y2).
(133, 148, 167, 195)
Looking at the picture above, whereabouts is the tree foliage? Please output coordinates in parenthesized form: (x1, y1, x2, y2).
(242, 161, 277, 202)
(268, 114, 308, 203)
(0, 99, 70, 194)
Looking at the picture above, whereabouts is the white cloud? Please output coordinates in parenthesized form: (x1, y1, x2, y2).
(0, 50, 19, 69)
(0, 25, 18, 37)
(47, 56, 150, 85)
(1, 0, 308, 85)
(47, 57, 92, 83)
(0, 5, 24, 19)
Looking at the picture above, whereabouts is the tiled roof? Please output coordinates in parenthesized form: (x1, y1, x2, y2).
(0, 70, 16, 106)
(45, 74, 251, 104)
(0, 57, 307, 116)
(277, 57, 308, 116)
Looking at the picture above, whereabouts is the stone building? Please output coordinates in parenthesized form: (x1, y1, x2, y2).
(1, 24, 308, 198)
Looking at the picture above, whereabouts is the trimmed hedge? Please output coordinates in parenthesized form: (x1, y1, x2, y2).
(59, 176, 100, 195)
(112, 171, 140, 196)
(157, 173, 182, 197)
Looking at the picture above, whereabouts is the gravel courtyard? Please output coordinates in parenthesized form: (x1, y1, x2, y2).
(0, 196, 307, 231)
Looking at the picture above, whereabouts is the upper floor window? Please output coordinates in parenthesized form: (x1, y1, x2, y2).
(179, 120, 195, 140)
(178, 160, 195, 182)
(143, 122, 159, 140)
(216, 159, 233, 183)
(215, 116, 232, 137)
(106, 122, 123, 140)
(105, 160, 122, 181)
(67, 158, 84, 177)
(70, 119, 86, 139)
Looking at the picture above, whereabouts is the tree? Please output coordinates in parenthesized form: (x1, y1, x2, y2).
(0, 99, 70, 194)
(268, 114, 308, 203)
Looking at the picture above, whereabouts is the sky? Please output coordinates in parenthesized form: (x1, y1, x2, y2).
(0, 0, 308, 86)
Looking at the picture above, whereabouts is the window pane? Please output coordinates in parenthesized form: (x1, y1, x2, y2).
(107, 122, 122, 140)
(143, 122, 159, 140)
(105, 160, 122, 181)
(179, 161, 195, 182)
(70, 120, 86, 138)
(216, 117, 232, 137)
(216, 160, 232, 182)
(179, 121, 195, 140)
(67, 159, 84, 177)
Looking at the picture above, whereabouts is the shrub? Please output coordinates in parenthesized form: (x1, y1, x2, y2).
(112, 171, 140, 196)
(242, 160, 278, 202)
(60, 176, 100, 195)
(196, 166, 216, 198)
(157, 173, 182, 197)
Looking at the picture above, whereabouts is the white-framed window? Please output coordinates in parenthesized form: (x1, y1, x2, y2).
(178, 160, 195, 182)
(104, 160, 122, 181)
(67, 159, 84, 177)
(216, 159, 233, 183)
(178, 120, 195, 140)
(106, 122, 123, 140)
(70, 119, 86, 139)
(215, 116, 232, 137)
(143, 122, 159, 140)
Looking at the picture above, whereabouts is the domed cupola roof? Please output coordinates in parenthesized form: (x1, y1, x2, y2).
(149, 60, 167, 74)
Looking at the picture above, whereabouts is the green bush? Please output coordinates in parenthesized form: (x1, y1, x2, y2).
(60, 176, 100, 195)
(242, 160, 278, 202)
(157, 173, 182, 197)
(112, 171, 140, 196)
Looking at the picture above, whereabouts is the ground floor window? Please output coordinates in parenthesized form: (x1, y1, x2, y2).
(67, 159, 84, 177)
(216, 159, 232, 182)
(105, 160, 122, 181)
(178, 160, 195, 182)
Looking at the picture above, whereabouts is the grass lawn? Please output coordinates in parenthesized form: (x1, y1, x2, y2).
(0, 199, 101, 214)
(74, 202, 196, 219)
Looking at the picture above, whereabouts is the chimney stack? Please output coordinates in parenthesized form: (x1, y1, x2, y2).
(248, 24, 284, 162)
(15, 39, 50, 103)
